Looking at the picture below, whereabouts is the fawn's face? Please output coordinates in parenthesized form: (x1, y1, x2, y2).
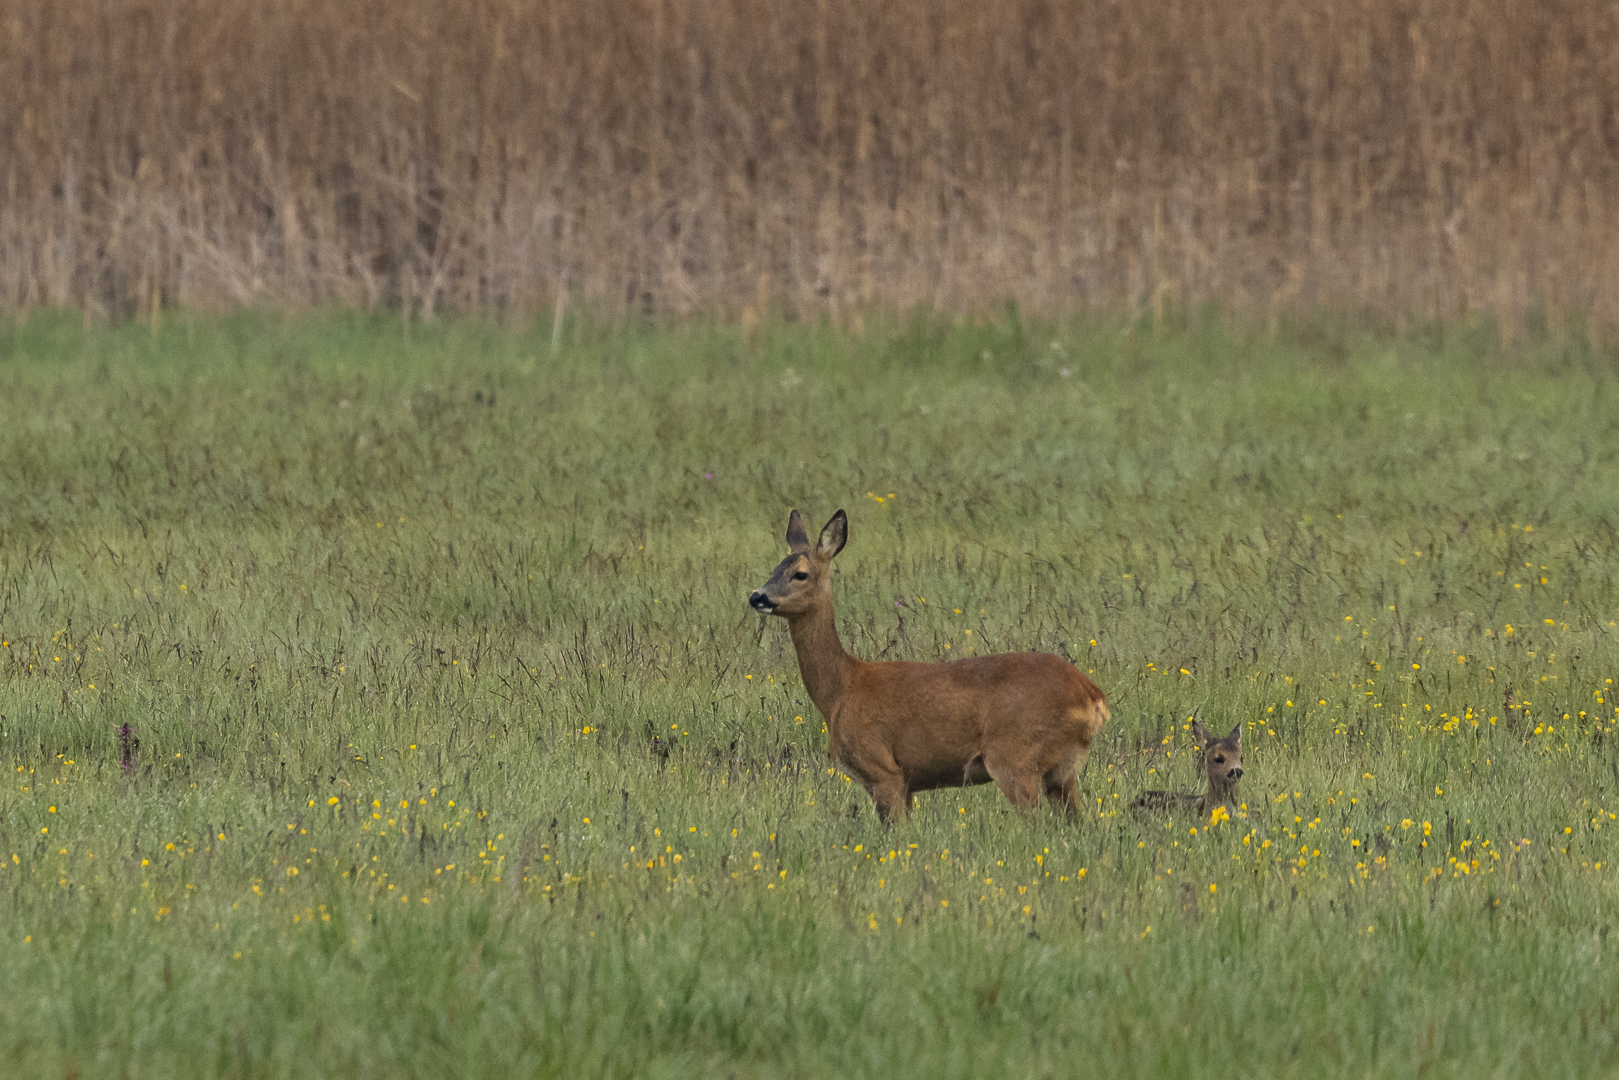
(1194, 721, 1244, 787)
(749, 509, 847, 618)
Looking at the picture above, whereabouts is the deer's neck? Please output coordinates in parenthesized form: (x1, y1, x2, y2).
(1201, 774, 1240, 811)
(787, 598, 851, 721)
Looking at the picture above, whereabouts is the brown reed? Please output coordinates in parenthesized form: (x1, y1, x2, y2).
(1, 0, 1616, 337)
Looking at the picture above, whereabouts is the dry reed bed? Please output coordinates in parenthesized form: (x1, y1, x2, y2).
(2, 0, 1616, 335)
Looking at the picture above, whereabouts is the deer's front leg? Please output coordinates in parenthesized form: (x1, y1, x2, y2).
(870, 775, 913, 824)
(841, 739, 910, 824)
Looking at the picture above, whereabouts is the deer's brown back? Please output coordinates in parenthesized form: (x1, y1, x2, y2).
(839, 652, 1105, 784)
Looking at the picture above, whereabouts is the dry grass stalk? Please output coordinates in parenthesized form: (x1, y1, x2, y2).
(1, 0, 1616, 334)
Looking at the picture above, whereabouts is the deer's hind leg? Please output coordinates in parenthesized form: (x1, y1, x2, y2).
(982, 751, 1043, 816)
(1043, 761, 1080, 820)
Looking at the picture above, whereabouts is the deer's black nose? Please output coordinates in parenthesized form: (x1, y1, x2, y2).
(1228, 766, 1244, 780)
(749, 591, 776, 612)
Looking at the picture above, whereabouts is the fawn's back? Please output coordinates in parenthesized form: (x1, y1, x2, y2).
(1131, 720, 1244, 815)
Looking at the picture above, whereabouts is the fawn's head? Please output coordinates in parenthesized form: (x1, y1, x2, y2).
(1192, 719, 1244, 788)
(748, 509, 847, 618)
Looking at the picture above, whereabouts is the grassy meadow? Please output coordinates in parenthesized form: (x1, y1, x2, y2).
(3, 311, 1619, 1077)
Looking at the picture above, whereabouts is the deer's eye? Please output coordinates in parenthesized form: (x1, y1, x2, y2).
(792, 571, 809, 581)
(1214, 755, 1226, 764)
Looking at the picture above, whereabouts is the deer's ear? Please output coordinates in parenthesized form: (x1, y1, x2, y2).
(785, 509, 811, 553)
(817, 509, 848, 560)
(1227, 723, 1242, 747)
(1191, 719, 1212, 744)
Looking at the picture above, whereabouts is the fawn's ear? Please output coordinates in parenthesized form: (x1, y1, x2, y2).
(816, 509, 848, 560)
(1191, 719, 1212, 745)
(1227, 723, 1242, 747)
(785, 509, 811, 553)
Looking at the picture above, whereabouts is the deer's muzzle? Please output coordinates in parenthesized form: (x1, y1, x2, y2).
(748, 591, 777, 613)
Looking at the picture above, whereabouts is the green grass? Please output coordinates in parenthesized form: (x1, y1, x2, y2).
(4, 310, 1619, 1078)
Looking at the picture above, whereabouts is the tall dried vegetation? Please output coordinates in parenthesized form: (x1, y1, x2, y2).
(3, 0, 1617, 334)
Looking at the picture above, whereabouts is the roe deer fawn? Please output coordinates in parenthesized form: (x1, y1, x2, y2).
(748, 509, 1110, 823)
(1131, 720, 1244, 816)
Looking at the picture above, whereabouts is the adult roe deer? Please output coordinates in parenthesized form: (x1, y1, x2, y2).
(1130, 719, 1244, 816)
(748, 509, 1110, 823)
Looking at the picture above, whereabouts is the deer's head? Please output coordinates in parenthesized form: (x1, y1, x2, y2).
(748, 509, 847, 618)
(1192, 719, 1244, 789)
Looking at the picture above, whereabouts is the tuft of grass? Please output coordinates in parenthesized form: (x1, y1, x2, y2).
(3, 312, 1619, 1077)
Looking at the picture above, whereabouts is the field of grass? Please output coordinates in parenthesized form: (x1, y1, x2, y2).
(3, 311, 1619, 1077)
